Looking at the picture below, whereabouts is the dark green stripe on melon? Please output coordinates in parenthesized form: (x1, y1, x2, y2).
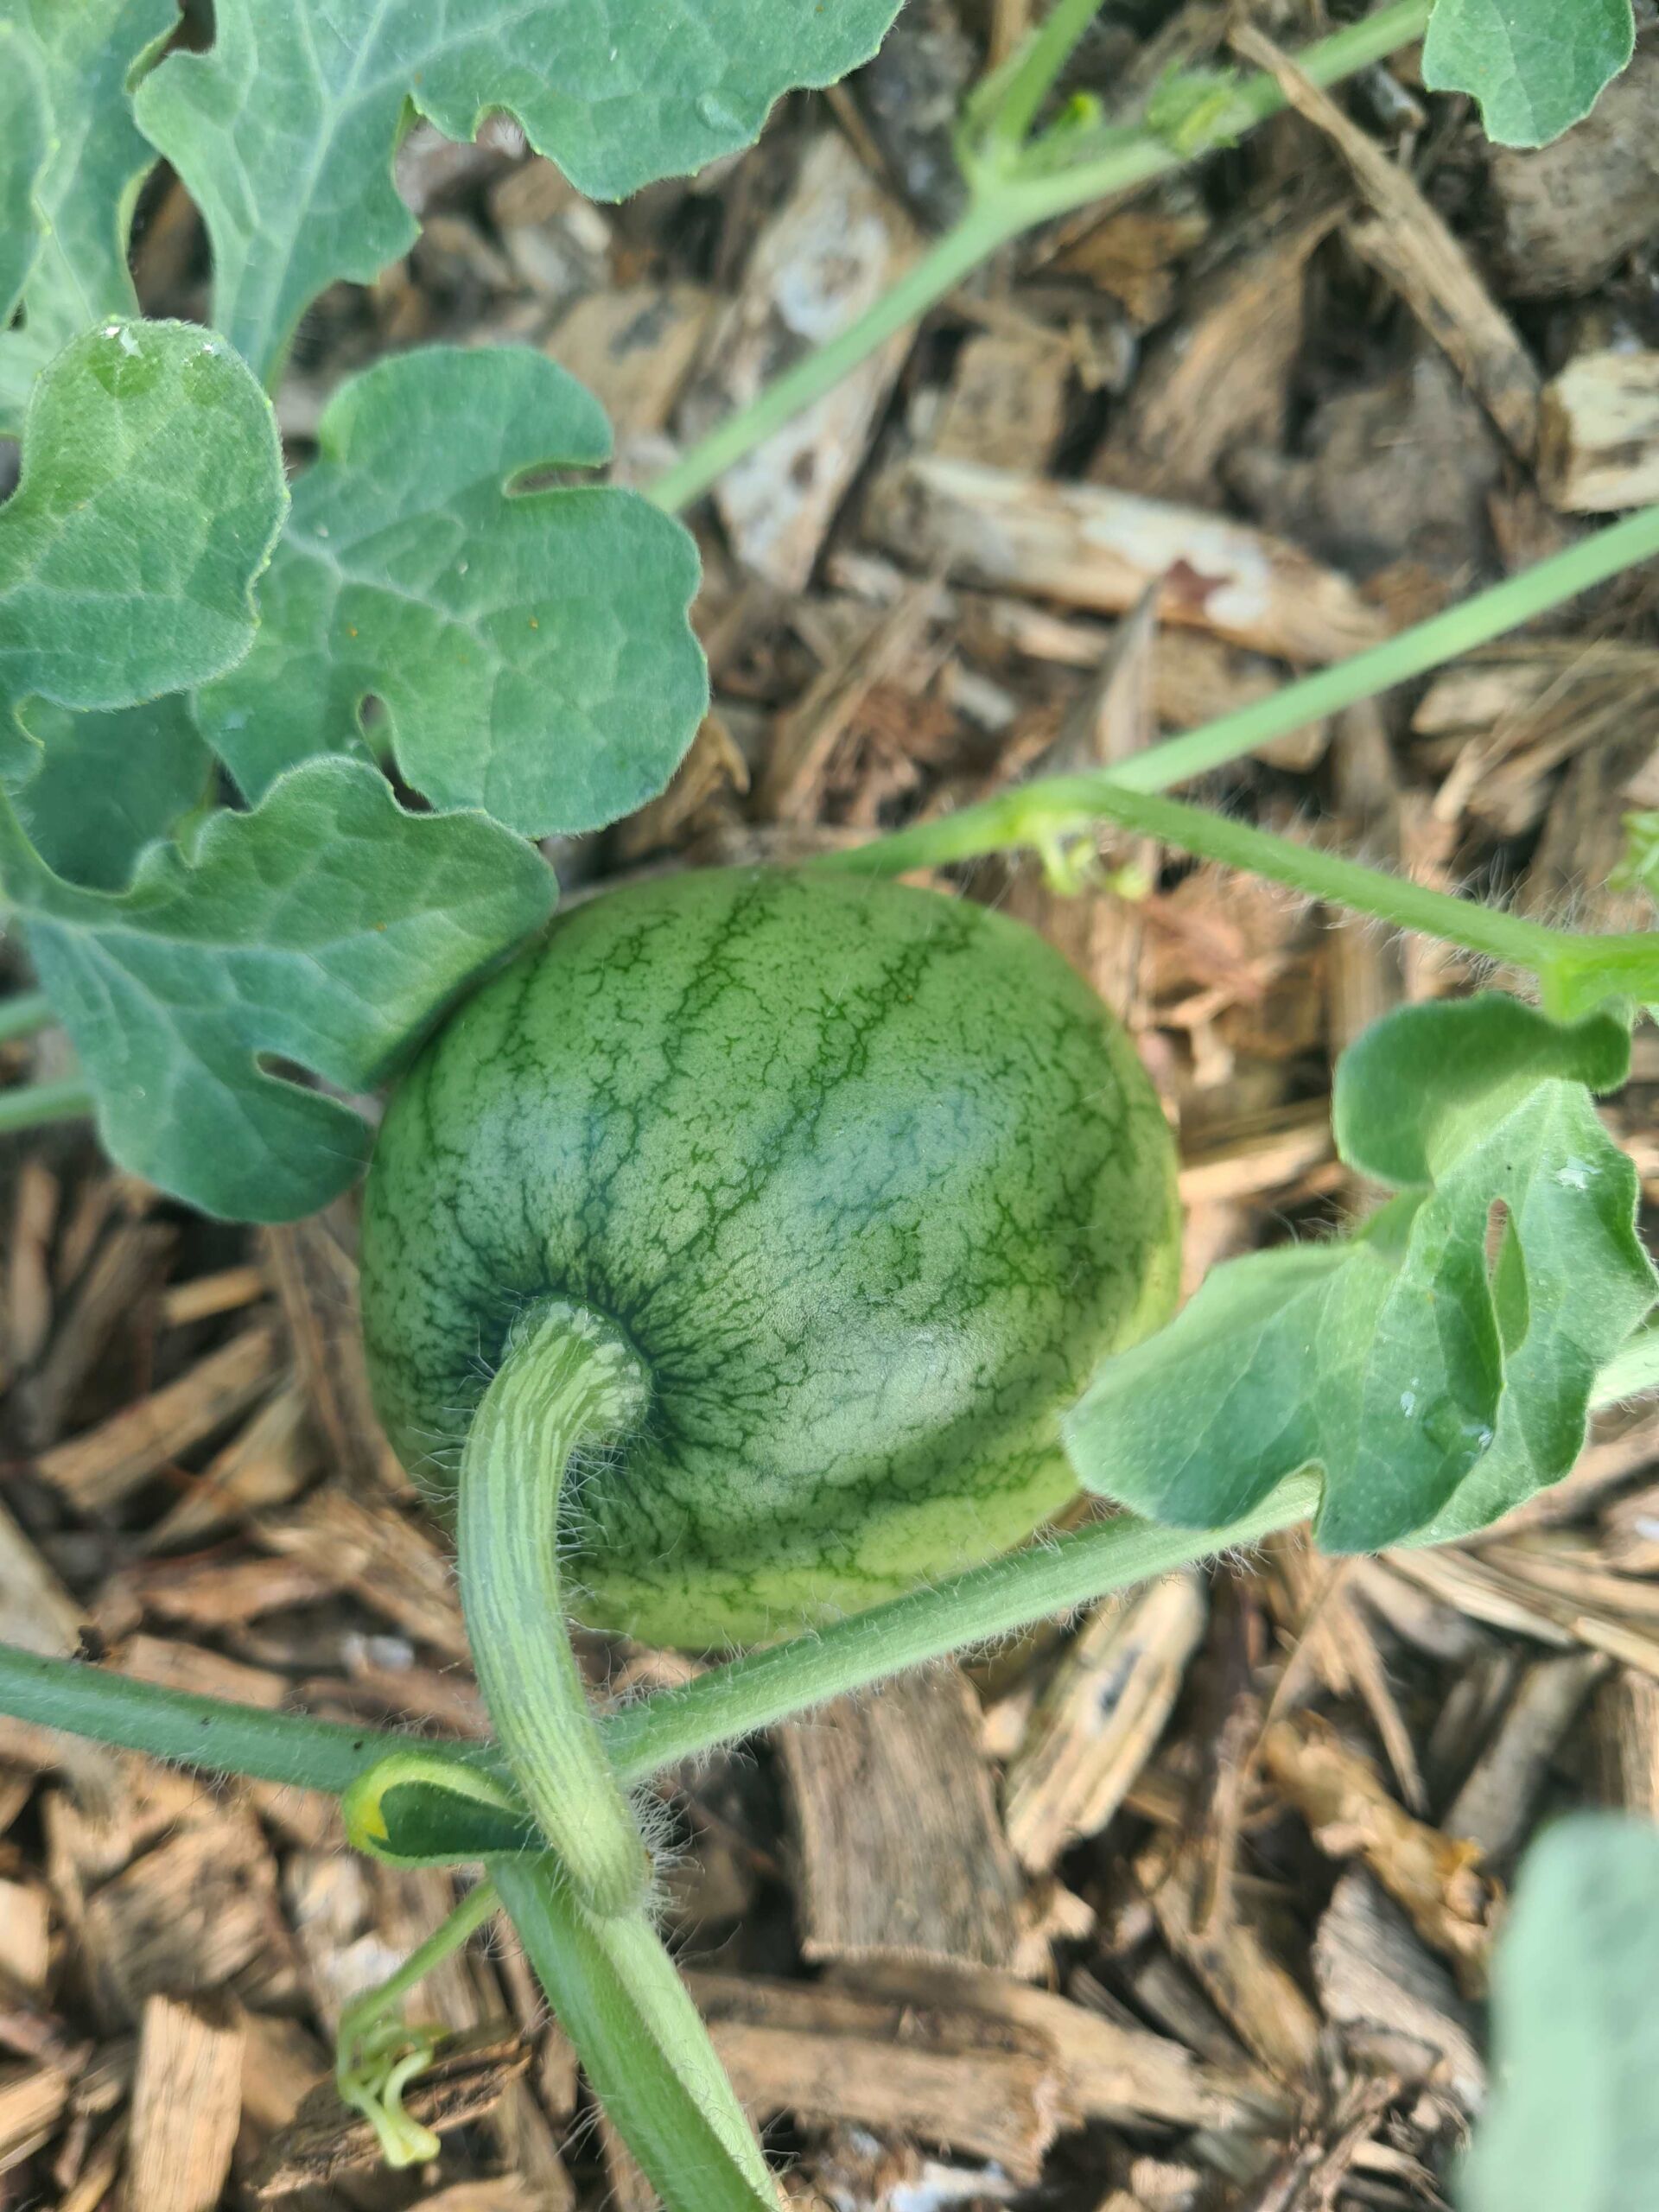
(360, 868, 1179, 1647)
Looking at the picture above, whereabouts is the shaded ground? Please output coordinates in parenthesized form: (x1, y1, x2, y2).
(3, 4, 1659, 2208)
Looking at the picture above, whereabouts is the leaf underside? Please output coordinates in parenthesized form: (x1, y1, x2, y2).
(1463, 1815, 1659, 2212)
(133, 0, 906, 381)
(196, 346, 709, 841)
(1064, 996, 1656, 1551)
(1421, 0, 1634, 148)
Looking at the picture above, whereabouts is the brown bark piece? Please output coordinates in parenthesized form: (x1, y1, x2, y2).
(1589, 1668, 1659, 1818)
(714, 2022, 1059, 2180)
(827, 1955, 1280, 2131)
(1313, 1870, 1484, 2110)
(126, 1992, 245, 2212)
(33, 1322, 282, 1512)
(0, 1495, 86, 1656)
(142, 1382, 318, 1550)
(255, 1485, 468, 1662)
(776, 1664, 1023, 1968)
(1233, 25, 1539, 461)
(546, 284, 715, 440)
(160, 1262, 269, 1330)
(1541, 349, 1659, 512)
(1096, 193, 1346, 501)
(760, 578, 944, 823)
(410, 2183, 543, 2212)
(1176, 1103, 1332, 1205)
(3, 1156, 59, 1376)
(0, 1876, 50, 1999)
(250, 2024, 529, 2196)
(863, 454, 1387, 663)
(1261, 1712, 1497, 1978)
(680, 132, 919, 592)
(1486, 48, 1659, 299)
(1136, 1834, 1322, 2089)
(1443, 1649, 1608, 1861)
(16, 1218, 175, 1450)
(932, 328, 1071, 474)
(82, 1813, 295, 2027)
(1004, 1573, 1205, 1873)
(260, 1211, 409, 1497)
(0, 2063, 71, 2171)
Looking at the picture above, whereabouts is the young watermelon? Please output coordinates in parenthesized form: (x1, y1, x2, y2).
(360, 866, 1179, 1647)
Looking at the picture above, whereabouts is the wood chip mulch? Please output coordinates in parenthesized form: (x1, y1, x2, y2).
(3, 7, 1659, 2207)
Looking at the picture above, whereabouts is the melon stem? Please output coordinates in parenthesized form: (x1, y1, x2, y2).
(456, 1299, 649, 1917)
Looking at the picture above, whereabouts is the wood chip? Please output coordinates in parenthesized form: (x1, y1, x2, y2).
(863, 453, 1388, 663)
(0, 2063, 70, 2172)
(117, 1634, 289, 1710)
(250, 2024, 529, 2197)
(260, 1212, 408, 1497)
(1485, 46, 1659, 298)
(931, 327, 1072, 474)
(776, 1665, 1023, 1968)
(546, 283, 715, 440)
(760, 576, 945, 822)
(140, 1382, 319, 1550)
(1588, 1668, 1659, 1818)
(410, 2183, 542, 2212)
(16, 1218, 175, 1450)
(1135, 1834, 1322, 2088)
(1443, 1649, 1608, 1861)
(115, 1550, 334, 1633)
(0, 1878, 50, 1999)
(1095, 192, 1346, 501)
(680, 132, 918, 591)
(81, 1813, 293, 2027)
(1540, 348, 1659, 512)
(709, 2017, 1060, 2180)
(1233, 24, 1539, 461)
(829, 1956, 1280, 2131)
(126, 1992, 244, 2212)
(1004, 1573, 1205, 1873)
(235, 2005, 328, 2147)
(255, 1487, 468, 1662)
(160, 1263, 269, 1330)
(1261, 1712, 1497, 1978)
(3, 1157, 58, 1376)
(0, 1494, 86, 1656)
(34, 1322, 283, 1512)
(1176, 1102, 1332, 1205)
(1313, 1870, 1484, 2110)
(1384, 1545, 1659, 1675)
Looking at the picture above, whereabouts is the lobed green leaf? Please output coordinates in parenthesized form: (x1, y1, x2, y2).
(1462, 1815, 1659, 2211)
(0, 319, 286, 892)
(0, 319, 287, 724)
(196, 346, 708, 840)
(0, 26, 50, 335)
(1064, 995, 1656, 1550)
(2, 758, 556, 1222)
(133, 0, 906, 384)
(1421, 0, 1635, 149)
(0, 0, 178, 429)
(10, 697, 213, 893)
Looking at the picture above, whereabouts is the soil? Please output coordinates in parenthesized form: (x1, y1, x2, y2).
(3, 6, 1659, 2209)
